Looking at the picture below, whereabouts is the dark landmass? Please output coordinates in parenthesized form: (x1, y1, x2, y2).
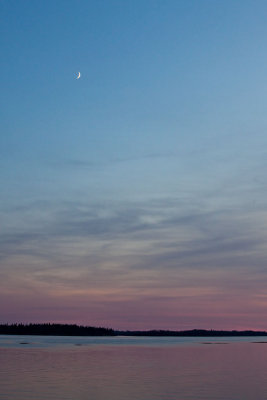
(115, 329, 267, 337)
(1, 324, 267, 337)
(0, 323, 115, 336)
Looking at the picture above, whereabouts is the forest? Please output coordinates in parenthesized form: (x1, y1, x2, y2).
(0, 323, 115, 336)
(1, 324, 267, 336)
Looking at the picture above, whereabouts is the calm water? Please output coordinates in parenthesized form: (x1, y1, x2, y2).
(1, 335, 267, 400)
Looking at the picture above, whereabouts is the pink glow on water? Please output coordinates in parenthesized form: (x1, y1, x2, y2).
(1, 341, 267, 399)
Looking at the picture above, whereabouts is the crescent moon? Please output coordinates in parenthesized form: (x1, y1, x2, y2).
(76, 72, 81, 79)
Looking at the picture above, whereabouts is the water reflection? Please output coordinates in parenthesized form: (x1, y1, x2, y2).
(1, 340, 267, 399)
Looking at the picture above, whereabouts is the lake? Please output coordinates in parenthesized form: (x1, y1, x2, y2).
(1, 335, 267, 399)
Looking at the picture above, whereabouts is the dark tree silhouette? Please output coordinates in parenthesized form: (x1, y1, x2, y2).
(1, 324, 267, 337)
(0, 323, 115, 336)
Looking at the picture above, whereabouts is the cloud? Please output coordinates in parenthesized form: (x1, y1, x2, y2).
(54, 151, 177, 170)
(0, 195, 266, 275)
(1, 193, 267, 329)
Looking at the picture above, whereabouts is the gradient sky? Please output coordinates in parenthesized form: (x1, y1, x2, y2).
(1, 0, 267, 330)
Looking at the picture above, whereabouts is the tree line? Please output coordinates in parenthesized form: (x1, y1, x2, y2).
(0, 323, 115, 336)
(116, 329, 267, 336)
(1, 324, 267, 336)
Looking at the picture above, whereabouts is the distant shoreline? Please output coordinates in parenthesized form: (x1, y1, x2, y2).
(1, 324, 267, 337)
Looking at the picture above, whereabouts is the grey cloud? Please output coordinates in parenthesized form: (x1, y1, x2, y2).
(0, 195, 266, 276)
(131, 236, 264, 271)
(58, 151, 176, 170)
(0, 201, 264, 269)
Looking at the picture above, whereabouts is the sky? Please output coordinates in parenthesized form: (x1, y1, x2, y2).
(1, 0, 267, 331)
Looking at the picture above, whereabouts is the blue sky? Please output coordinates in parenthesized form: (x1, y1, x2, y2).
(1, 0, 267, 329)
